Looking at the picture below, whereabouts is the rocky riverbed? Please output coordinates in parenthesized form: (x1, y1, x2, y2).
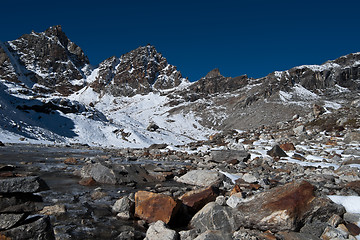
(0, 109, 360, 239)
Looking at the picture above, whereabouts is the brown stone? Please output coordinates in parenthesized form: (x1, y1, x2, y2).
(0, 172, 14, 178)
(179, 186, 218, 212)
(262, 181, 315, 217)
(64, 157, 78, 165)
(134, 191, 180, 224)
(344, 181, 360, 195)
(259, 231, 277, 240)
(326, 140, 337, 146)
(0, 235, 11, 240)
(345, 222, 360, 236)
(280, 143, 296, 151)
(230, 185, 241, 195)
(233, 180, 345, 232)
(78, 177, 96, 186)
(278, 231, 319, 240)
(226, 159, 239, 165)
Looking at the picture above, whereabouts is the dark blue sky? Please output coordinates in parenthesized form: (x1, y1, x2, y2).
(1, 0, 360, 81)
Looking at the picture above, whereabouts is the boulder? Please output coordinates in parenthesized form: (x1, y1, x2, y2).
(266, 145, 288, 158)
(210, 150, 250, 163)
(135, 191, 180, 224)
(279, 142, 296, 151)
(0, 176, 49, 193)
(0, 193, 43, 213)
(233, 180, 345, 232)
(344, 131, 360, 143)
(40, 204, 66, 216)
(147, 123, 159, 132)
(278, 231, 319, 240)
(78, 177, 96, 186)
(190, 202, 237, 234)
(144, 220, 178, 240)
(0, 213, 27, 230)
(112, 196, 134, 220)
(293, 125, 305, 136)
(80, 163, 117, 184)
(176, 170, 223, 187)
(194, 230, 229, 240)
(179, 186, 219, 213)
(0, 215, 55, 240)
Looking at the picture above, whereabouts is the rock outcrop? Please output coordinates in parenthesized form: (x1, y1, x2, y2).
(0, 176, 55, 239)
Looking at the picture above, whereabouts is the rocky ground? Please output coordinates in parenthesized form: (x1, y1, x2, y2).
(0, 104, 360, 240)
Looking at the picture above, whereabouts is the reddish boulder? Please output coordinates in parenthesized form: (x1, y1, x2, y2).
(135, 191, 180, 224)
(78, 177, 96, 186)
(233, 180, 345, 232)
(179, 186, 219, 212)
(279, 143, 296, 151)
(64, 157, 78, 165)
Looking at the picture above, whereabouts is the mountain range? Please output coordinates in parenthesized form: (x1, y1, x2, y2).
(0, 25, 359, 147)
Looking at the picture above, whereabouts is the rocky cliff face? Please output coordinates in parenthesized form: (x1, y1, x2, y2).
(90, 45, 187, 97)
(0, 25, 90, 95)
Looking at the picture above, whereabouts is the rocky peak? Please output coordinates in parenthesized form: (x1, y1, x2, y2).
(91, 45, 187, 97)
(0, 26, 91, 95)
(204, 68, 223, 79)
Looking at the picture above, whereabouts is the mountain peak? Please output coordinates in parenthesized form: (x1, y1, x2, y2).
(205, 68, 223, 79)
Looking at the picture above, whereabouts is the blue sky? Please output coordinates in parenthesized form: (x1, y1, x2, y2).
(1, 0, 360, 81)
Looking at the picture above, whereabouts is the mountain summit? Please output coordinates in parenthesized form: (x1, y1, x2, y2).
(0, 25, 91, 95)
(90, 44, 188, 97)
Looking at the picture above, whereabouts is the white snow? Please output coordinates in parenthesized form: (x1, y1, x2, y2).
(328, 195, 360, 213)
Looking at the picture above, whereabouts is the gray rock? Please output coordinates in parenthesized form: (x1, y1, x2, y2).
(194, 230, 230, 240)
(0, 176, 49, 193)
(112, 196, 134, 220)
(210, 150, 250, 163)
(0, 213, 27, 230)
(242, 173, 258, 183)
(300, 221, 329, 237)
(1, 215, 55, 240)
(144, 220, 178, 240)
(344, 131, 360, 143)
(81, 163, 117, 184)
(0, 193, 43, 213)
(344, 212, 360, 223)
(293, 125, 305, 136)
(179, 229, 199, 240)
(176, 170, 224, 187)
(190, 202, 237, 234)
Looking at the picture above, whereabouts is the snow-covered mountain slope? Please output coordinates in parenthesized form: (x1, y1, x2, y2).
(0, 26, 359, 147)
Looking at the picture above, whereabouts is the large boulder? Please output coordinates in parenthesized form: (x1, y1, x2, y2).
(179, 186, 219, 213)
(0, 194, 43, 213)
(112, 196, 134, 220)
(144, 220, 178, 240)
(0, 176, 49, 193)
(135, 191, 180, 224)
(176, 170, 223, 187)
(267, 145, 288, 158)
(0, 215, 55, 240)
(80, 163, 117, 184)
(210, 150, 250, 163)
(233, 180, 345, 232)
(0, 213, 27, 230)
(189, 202, 236, 237)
